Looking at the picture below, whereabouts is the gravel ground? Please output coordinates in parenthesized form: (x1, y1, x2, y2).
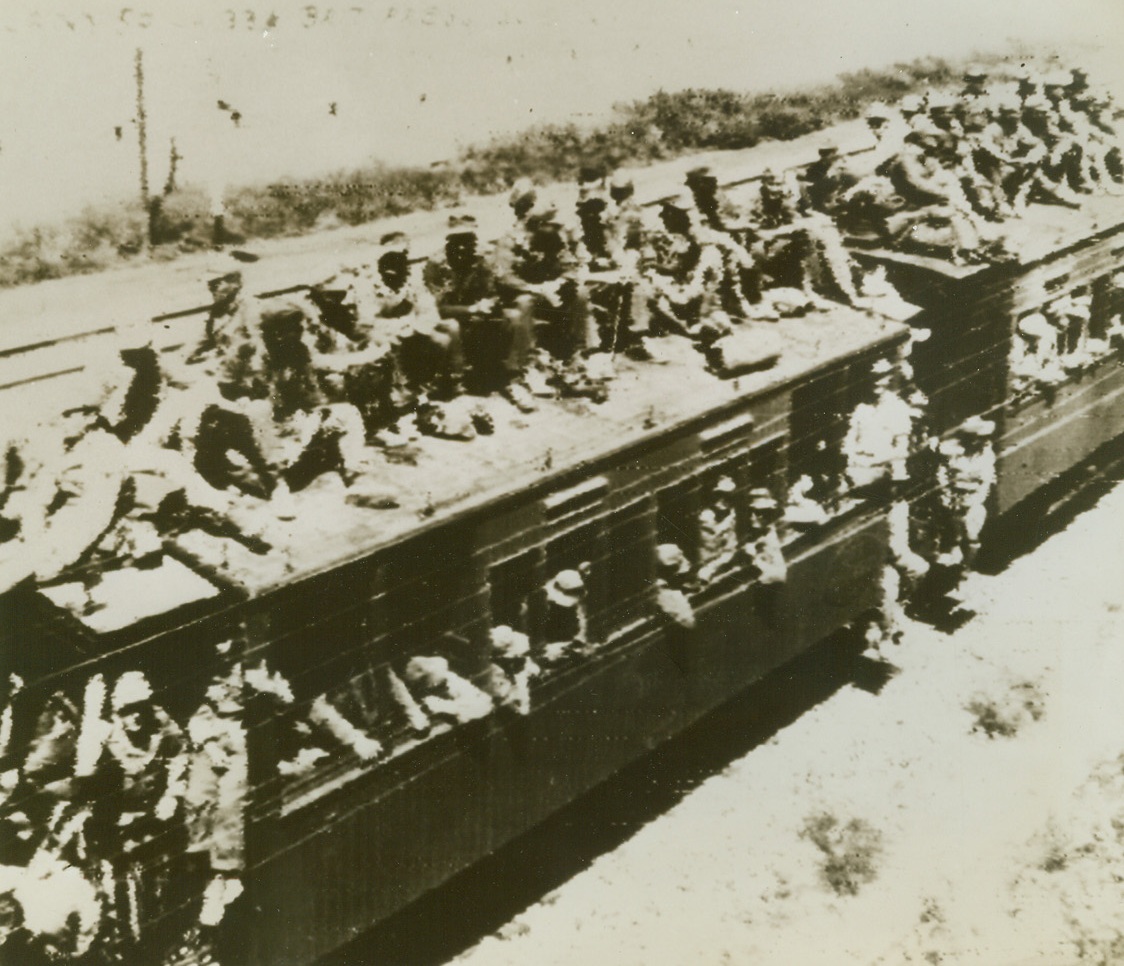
(450, 481, 1124, 966)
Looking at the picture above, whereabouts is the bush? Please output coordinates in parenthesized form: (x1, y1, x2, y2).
(0, 51, 1024, 289)
(801, 812, 884, 896)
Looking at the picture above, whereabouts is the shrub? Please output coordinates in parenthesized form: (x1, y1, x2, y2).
(0, 51, 1026, 289)
(801, 812, 884, 896)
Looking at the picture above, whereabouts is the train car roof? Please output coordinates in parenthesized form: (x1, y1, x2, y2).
(161, 309, 907, 601)
(852, 192, 1124, 282)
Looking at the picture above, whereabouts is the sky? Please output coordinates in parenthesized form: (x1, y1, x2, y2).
(1, 0, 1122, 236)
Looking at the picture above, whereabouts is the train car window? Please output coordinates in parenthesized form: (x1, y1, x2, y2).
(1013, 284, 1111, 397)
(488, 549, 542, 638)
(544, 523, 604, 642)
(382, 527, 477, 644)
(1090, 275, 1113, 340)
(788, 367, 855, 504)
(604, 503, 655, 631)
(657, 478, 700, 564)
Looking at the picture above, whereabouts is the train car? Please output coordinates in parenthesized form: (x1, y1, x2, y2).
(852, 195, 1124, 543)
(0, 300, 905, 964)
(5, 82, 1124, 965)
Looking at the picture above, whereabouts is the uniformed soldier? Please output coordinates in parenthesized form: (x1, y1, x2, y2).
(784, 473, 830, 528)
(0, 406, 130, 600)
(753, 168, 863, 306)
(541, 568, 590, 664)
(574, 193, 651, 357)
(104, 672, 187, 840)
(184, 658, 248, 928)
(100, 671, 188, 944)
(935, 416, 996, 570)
(401, 656, 493, 725)
(493, 201, 592, 363)
(361, 232, 439, 326)
(1011, 311, 1064, 390)
(608, 171, 646, 254)
(1020, 95, 1086, 204)
(799, 145, 858, 216)
(424, 214, 533, 405)
(479, 626, 541, 716)
(654, 543, 696, 629)
(301, 278, 402, 443)
(744, 489, 787, 586)
(645, 195, 730, 341)
(842, 358, 914, 492)
(682, 166, 759, 318)
(696, 476, 740, 584)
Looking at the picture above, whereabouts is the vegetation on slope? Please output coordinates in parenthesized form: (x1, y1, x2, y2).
(0, 54, 1008, 289)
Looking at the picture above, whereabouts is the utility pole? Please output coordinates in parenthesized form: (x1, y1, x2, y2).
(134, 47, 156, 248)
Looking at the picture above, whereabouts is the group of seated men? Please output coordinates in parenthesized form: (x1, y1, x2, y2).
(2, 63, 1119, 608)
(1011, 275, 1124, 394)
(810, 65, 1123, 264)
(0, 148, 897, 595)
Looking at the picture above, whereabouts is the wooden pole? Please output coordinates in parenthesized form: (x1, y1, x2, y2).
(134, 48, 154, 248)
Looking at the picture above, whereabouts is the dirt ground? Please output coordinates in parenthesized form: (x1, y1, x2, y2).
(450, 482, 1124, 966)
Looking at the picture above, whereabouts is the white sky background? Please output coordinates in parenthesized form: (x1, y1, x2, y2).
(0, 0, 1122, 237)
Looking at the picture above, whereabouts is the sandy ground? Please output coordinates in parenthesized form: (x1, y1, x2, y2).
(450, 482, 1124, 966)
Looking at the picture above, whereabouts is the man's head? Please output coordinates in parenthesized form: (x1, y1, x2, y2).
(872, 357, 896, 393)
(509, 178, 538, 221)
(958, 416, 995, 449)
(747, 488, 779, 526)
(864, 102, 893, 136)
(658, 194, 694, 236)
(376, 231, 411, 288)
(712, 475, 736, 501)
(609, 171, 635, 204)
(207, 271, 243, 312)
(445, 213, 479, 268)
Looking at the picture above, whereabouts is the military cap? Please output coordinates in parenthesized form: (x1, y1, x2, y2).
(1021, 94, 1051, 113)
(609, 170, 635, 193)
(524, 201, 560, 227)
(962, 64, 989, 82)
(378, 230, 409, 251)
(685, 165, 718, 186)
(865, 101, 893, 122)
(1018, 312, 1054, 340)
(509, 178, 537, 213)
(446, 212, 478, 235)
(546, 569, 586, 606)
(659, 192, 693, 212)
(899, 94, 926, 116)
(713, 475, 736, 495)
(577, 164, 606, 185)
(576, 194, 608, 212)
(404, 655, 450, 684)
(656, 543, 691, 575)
(958, 415, 995, 437)
(206, 270, 243, 290)
(817, 145, 840, 158)
(112, 671, 154, 711)
(490, 625, 530, 659)
(1066, 68, 1090, 92)
(871, 357, 895, 377)
(747, 488, 779, 511)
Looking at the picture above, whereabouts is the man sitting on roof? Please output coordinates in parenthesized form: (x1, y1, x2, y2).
(751, 168, 864, 308)
(424, 213, 536, 410)
(683, 165, 760, 319)
(493, 200, 594, 364)
(644, 195, 731, 343)
(574, 189, 652, 359)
